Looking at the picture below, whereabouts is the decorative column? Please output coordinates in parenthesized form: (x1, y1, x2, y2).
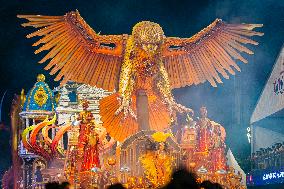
(136, 90, 150, 131)
(22, 157, 36, 189)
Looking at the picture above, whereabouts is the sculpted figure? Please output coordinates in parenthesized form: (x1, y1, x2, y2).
(19, 12, 262, 141)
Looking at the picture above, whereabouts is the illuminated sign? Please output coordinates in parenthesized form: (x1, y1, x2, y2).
(247, 167, 284, 186)
(262, 171, 284, 181)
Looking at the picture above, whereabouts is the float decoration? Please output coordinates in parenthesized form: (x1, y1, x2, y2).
(18, 11, 263, 142)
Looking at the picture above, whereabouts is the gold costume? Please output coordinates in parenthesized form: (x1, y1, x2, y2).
(140, 132, 174, 188)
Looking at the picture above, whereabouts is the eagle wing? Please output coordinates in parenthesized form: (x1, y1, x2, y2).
(18, 10, 126, 91)
(162, 19, 263, 89)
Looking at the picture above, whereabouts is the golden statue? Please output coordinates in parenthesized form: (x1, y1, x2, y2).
(140, 132, 174, 188)
(18, 11, 262, 141)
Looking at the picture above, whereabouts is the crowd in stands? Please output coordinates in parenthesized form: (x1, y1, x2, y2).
(251, 142, 284, 170)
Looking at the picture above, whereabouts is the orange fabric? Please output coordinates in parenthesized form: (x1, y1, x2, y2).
(81, 135, 100, 171)
(77, 111, 93, 150)
(210, 147, 227, 171)
(99, 93, 138, 142)
(99, 92, 171, 142)
(196, 120, 214, 152)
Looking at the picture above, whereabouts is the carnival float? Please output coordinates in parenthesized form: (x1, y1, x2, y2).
(2, 10, 263, 188)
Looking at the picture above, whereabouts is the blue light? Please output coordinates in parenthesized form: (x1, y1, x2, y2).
(247, 167, 284, 186)
(262, 171, 284, 181)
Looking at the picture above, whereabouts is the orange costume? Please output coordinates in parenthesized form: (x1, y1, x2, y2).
(196, 107, 213, 153)
(77, 101, 94, 152)
(77, 101, 101, 171)
(81, 124, 101, 171)
(210, 125, 227, 171)
(196, 107, 227, 172)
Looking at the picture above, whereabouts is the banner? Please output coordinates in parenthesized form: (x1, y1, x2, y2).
(251, 45, 284, 124)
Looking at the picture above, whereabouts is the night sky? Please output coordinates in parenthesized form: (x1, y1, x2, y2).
(0, 0, 284, 179)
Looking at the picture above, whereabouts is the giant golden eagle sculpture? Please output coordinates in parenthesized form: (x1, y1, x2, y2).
(18, 11, 263, 141)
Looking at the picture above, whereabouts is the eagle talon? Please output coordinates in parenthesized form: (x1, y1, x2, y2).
(115, 99, 137, 120)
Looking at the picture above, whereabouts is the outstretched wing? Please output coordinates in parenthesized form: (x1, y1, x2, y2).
(18, 10, 126, 91)
(162, 19, 263, 88)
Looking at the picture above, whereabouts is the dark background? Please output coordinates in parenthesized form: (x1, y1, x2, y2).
(0, 0, 284, 180)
